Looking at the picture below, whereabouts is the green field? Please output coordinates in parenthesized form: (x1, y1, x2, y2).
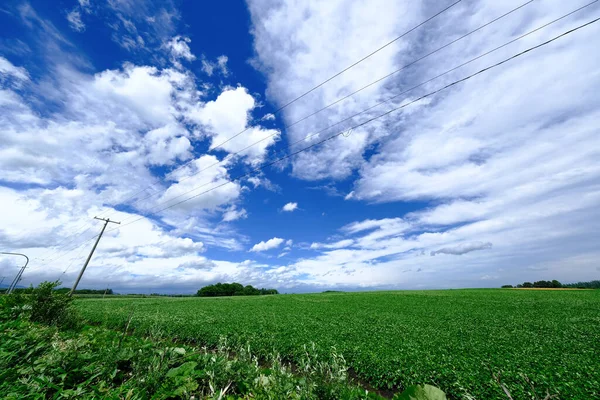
(77, 289, 600, 399)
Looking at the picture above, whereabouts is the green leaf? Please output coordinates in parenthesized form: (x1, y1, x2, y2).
(394, 385, 447, 400)
(166, 361, 197, 378)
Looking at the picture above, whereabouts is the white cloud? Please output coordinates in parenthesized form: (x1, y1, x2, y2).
(282, 202, 298, 212)
(200, 54, 228, 76)
(91, 64, 185, 127)
(0, 57, 29, 82)
(250, 237, 285, 252)
(187, 87, 280, 164)
(0, 21, 281, 292)
(245, 175, 280, 192)
(66, 10, 85, 32)
(166, 35, 195, 68)
(201, 59, 215, 76)
(216, 55, 229, 75)
(3, 0, 600, 293)
(431, 242, 493, 256)
(244, 0, 600, 287)
(310, 239, 353, 250)
(158, 155, 241, 212)
(247, 176, 261, 188)
(222, 206, 248, 222)
(105, 0, 180, 52)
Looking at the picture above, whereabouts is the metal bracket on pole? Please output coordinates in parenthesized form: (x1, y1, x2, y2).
(0, 252, 29, 294)
(69, 217, 120, 296)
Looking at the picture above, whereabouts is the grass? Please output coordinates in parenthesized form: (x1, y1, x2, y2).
(76, 289, 600, 399)
(0, 318, 381, 399)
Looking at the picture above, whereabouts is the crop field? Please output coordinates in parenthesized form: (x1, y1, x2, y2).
(77, 289, 600, 399)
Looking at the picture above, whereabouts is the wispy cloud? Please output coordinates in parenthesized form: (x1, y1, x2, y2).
(430, 242, 493, 256)
(66, 10, 85, 32)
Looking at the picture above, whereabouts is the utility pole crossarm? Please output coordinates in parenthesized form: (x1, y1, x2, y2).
(94, 216, 121, 224)
(69, 217, 120, 296)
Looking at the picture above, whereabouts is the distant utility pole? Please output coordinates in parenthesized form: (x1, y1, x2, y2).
(69, 217, 120, 296)
(1, 252, 29, 294)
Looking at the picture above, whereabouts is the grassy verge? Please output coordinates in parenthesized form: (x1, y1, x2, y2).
(0, 317, 386, 399)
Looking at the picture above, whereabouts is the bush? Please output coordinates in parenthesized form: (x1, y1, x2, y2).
(0, 281, 81, 330)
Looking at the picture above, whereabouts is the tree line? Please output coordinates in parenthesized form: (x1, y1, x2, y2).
(196, 282, 278, 297)
(502, 280, 600, 289)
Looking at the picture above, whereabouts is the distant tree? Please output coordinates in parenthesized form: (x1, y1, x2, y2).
(551, 280, 562, 288)
(563, 280, 600, 289)
(522, 282, 534, 288)
(516, 284, 523, 288)
(501, 285, 513, 288)
(197, 282, 278, 297)
(533, 280, 552, 288)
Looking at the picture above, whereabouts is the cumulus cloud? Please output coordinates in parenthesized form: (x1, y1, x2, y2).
(430, 242, 493, 256)
(158, 155, 241, 212)
(282, 202, 298, 212)
(187, 87, 280, 164)
(250, 237, 285, 252)
(0, 6, 284, 293)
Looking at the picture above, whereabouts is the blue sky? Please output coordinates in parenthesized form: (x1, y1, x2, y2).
(1, 0, 599, 293)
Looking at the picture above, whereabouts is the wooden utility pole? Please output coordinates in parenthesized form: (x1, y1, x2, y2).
(69, 217, 120, 296)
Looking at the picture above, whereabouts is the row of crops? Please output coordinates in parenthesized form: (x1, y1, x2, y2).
(77, 289, 600, 399)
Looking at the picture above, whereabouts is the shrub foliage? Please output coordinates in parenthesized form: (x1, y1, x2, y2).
(196, 282, 278, 297)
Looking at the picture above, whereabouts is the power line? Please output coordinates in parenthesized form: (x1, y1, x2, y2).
(284, 0, 536, 130)
(105, 16, 599, 234)
(34, 224, 95, 264)
(116, 0, 589, 225)
(107, 0, 537, 225)
(89, 1, 462, 221)
(272, 0, 463, 112)
(285, 0, 599, 151)
(56, 239, 89, 282)
(34, 4, 596, 267)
